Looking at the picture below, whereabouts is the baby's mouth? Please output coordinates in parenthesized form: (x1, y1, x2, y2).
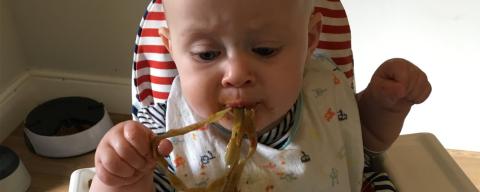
(225, 101, 258, 109)
(220, 102, 258, 129)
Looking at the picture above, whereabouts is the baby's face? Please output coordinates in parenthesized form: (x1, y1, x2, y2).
(163, 0, 313, 131)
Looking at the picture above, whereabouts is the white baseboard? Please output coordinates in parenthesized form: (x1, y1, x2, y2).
(0, 70, 131, 142)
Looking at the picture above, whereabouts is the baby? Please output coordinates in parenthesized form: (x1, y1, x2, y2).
(91, 0, 431, 191)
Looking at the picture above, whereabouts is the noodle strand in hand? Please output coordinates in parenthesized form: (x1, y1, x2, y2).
(152, 108, 257, 192)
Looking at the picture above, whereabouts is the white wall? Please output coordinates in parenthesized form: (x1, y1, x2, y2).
(343, 0, 480, 151)
(5, 0, 149, 78)
(0, 1, 28, 92)
(0, 1, 148, 141)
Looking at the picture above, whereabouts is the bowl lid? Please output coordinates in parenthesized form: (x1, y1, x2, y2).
(25, 97, 104, 136)
(0, 145, 19, 180)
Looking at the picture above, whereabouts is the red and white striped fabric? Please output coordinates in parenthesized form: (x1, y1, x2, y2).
(133, 0, 353, 106)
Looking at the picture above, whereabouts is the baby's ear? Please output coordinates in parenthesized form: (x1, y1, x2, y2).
(158, 27, 171, 52)
(307, 12, 323, 56)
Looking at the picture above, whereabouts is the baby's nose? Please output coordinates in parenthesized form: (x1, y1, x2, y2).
(221, 55, 255, 87)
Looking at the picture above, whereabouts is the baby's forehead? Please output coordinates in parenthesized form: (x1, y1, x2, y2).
(163, 0, 313, 16)
(162, 0, 312, 31)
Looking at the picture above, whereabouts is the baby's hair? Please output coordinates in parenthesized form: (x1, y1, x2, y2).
(162, 0, 318, 19)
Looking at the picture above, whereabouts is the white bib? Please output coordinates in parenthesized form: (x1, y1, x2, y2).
(165, 57, 363, 191)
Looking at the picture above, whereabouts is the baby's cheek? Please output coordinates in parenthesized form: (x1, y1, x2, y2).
(186, 95, 219, 118)
(182, 79, 221, 113)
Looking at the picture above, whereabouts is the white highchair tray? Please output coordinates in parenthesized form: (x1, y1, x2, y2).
(68, 167, 95, 192)
(69, 133, 477, 192)
(383, 133, 477, 191)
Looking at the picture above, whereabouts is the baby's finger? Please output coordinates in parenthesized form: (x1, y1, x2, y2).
(109, 126, 148, 171)
(380, 58, 410, 86)
(410, 80, 432, 104)
(404, 65, 421, 97)
(371, 76, 406, 107)
(419, 82, 432, 103)
(99, 143, 136, 178)
(95, 159, 130, 187)
(406, 72, 431, 104)
(157, 139, 173, 156)
(124, 121, 154, 157)
(95, 160, 144, 187)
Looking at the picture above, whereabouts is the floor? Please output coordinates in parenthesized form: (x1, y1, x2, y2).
(1, 113, 129, 192)
(1, 114, 479, 191)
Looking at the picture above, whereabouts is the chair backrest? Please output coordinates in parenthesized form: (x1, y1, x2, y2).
(132, 0, 354, 111)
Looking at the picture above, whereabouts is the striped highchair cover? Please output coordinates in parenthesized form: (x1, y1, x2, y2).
(131, 0, 396, 191)
(132, 0, 354, 108)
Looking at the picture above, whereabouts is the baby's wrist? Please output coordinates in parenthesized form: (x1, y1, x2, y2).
(363, 147, 387, 171)
(364, 147, 384, 157)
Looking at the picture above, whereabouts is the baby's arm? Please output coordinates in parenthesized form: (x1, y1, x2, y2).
(357, 58, 431, 152)
(89, 121, 172, 192)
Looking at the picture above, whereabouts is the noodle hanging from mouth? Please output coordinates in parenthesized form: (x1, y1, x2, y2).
(152, 108, 257, 192)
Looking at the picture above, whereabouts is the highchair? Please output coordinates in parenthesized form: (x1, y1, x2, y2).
(69, 0, 477, 191)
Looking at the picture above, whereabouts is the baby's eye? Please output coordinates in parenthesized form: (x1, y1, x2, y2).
(196, 51, 221, 61)
(252, 47, 278, 57)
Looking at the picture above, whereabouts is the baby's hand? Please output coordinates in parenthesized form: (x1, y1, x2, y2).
(94, 120, 173, 187)
(368, 58, 432, 112)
